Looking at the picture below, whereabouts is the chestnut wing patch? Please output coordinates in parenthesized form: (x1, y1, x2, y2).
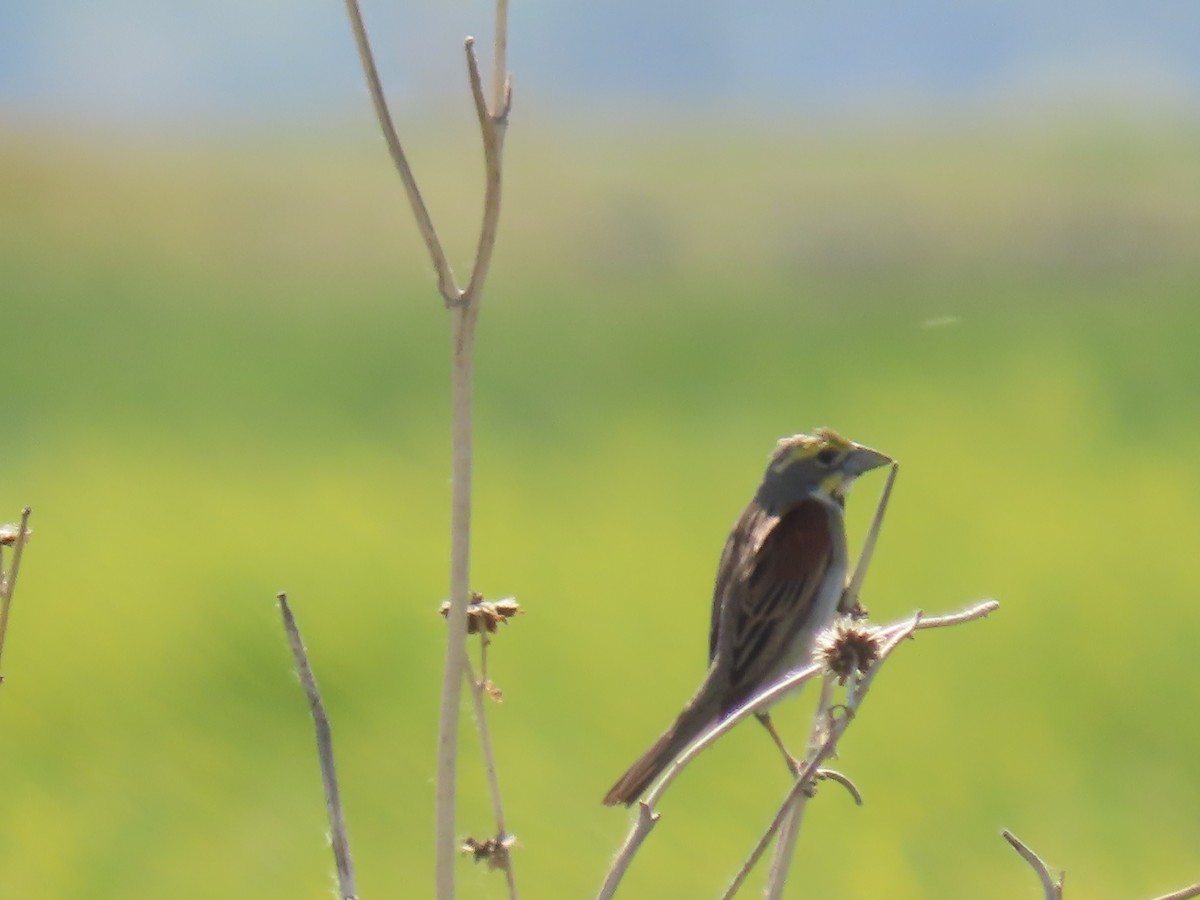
(724, 499, 833, 712)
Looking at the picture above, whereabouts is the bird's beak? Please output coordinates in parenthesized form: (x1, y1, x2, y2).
(843, 443, 893, 477)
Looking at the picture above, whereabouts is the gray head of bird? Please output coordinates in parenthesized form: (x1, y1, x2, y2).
(755, 428, 892, 513)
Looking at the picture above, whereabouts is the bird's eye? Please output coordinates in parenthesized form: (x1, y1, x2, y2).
(816, 447, 839, 467)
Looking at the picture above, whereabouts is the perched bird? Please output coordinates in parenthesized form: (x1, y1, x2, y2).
(602, 429, 892, 806)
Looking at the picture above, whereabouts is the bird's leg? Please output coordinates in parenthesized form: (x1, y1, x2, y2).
(756, 712, 804, 778)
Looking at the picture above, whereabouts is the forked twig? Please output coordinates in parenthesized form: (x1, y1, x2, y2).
(1001, 830, 1200, 900)
(596, 664, 824, 900)
(0, 506, 33, 680)
(340, 0, 459, 306)
(336, 2, 514, 897)
(278, 594, 357, 900)
(463, 37, 510, 301)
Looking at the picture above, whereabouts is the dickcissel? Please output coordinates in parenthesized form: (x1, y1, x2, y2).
(603, 429, 892, 806)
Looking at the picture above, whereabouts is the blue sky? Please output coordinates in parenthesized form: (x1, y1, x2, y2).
(3, 1, 1200, 128)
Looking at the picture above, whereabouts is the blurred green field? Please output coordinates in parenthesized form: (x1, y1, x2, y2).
(2, 118, 1199, 899)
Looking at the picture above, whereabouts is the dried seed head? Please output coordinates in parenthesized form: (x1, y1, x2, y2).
(461, 834, 516, 871)
(814, 619, 882, 684)
(0, 524, 29, 546)
(482, 679, 504, 703)
(438, 592, 522, 634)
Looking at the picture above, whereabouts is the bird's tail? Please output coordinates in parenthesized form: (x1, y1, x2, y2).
(602, 697, 718, 807)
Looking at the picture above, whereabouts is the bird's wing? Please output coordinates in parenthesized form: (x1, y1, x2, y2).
(708, 505, 771, 664)
(719, 498, 834, 713)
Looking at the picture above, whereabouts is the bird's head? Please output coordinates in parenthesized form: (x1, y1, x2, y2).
(756, 428, 892, 512)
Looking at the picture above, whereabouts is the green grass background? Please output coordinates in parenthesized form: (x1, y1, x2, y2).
(2, 117, 1199, 898)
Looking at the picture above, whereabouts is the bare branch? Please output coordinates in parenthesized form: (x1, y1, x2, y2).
(601, 598, 999, 898)
(596, 803, 660, 900)
(338, 2, 513, 895)
(463, 37, 509, 303)
(599, 661, 823, 900)
(464, 650, 519, 899)
(722, 723, 837, 900)
(491, 0, 510, 114)
(747, 603, 995, 898)
(438, 304, 476, 900)
(842, 463, 897, 615)
(278, 594, 357, 900)
(0, 506, 33, 680)
(763, 674, 838, 898)
(1002, 830, 1063, 900)
(1000, 831, 1200, 900)
(889, 599, 999, 634)
(1150, 885, 1200, 900)
(340, 0, 461, 306)
(814, 768, 864, 806)
(654, 665, 823, 807)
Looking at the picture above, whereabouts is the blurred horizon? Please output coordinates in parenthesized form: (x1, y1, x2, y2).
(4, 0, 1200, 131)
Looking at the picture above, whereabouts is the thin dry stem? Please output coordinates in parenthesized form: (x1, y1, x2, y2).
(757, 621, 913, 899)
(278, 594, 357, 900)
(654, 664, 824, 809)
(722, 725, 838, 900)
(340, 0, 460, 305)
(596, 803, 660, 900)
(480, 631, 491, 684)
(464, 652, 519, 899)
(1150, 885, 1200, 900)
(602, 598, 998, 897)
(438, 302, 477, 900)
(1001, 830, 1200, 900)
(842, 463, 897, 614)
(1002, 830, 1063, 899)
(766, 464, 896, 896)
(814, 768, 864, 805)
(463, 38, 509, 303)
(748, 602, 1003, 897)
(601, 665, 829, 899)
(764, 674, 838, 898)
(491, 0, 509, 114)
(0, 506, 33, 679)
(337, 0, 513, 895)
(885, 601, 998, 633)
